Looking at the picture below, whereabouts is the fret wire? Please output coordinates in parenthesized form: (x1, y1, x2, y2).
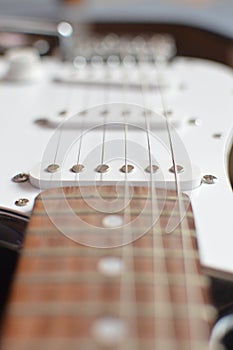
(0, 339, 210, 350)
(31, 208, 194, 218)
(8, 301, 214, 319)
(21, 246, 199, 259)
(15, 272, 208, 287)
(27, 226, 196, 237)
(37, 193, 191, 202)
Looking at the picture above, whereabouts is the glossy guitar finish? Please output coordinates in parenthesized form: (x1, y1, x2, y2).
(0, 52, 232, 275)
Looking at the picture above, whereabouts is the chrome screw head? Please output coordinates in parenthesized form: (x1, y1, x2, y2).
(34, 118, 48, 126)
(202, 175, 218, 184)
(188, 118, 202, 126)
(213, 133, 223, 139)
(12, 173, 29, 183)
(15, 198, 29, 207)
(58, 110, 68, 117)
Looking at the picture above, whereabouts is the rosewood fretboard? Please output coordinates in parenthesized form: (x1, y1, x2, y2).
(0, 186, 214, 349)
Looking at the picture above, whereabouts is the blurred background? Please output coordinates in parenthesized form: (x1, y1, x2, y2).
(0, 0, 233, 38)
(0, 0, 233, 63)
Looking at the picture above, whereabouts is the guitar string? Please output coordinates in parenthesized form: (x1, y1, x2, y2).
(117, 44, 139, 350)
(74, 86, 90, 169)
(73, 60, 98, 179)
(138, 54, 178, 348)
(45, 81, 79, 196)
(52, 84, 75, 166)
(51, 61, 93, 180)
(50, 51, 139, 347)
(152, 44, 208, 346)
(99, 69, 109, 183)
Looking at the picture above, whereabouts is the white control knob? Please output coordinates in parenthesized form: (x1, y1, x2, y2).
(5, 47, 43, 82)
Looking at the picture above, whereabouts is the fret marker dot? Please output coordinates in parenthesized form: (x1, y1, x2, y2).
(92, 317, 127, 346)
(98, 257, 125, 277)
(102, 215, 123, 228)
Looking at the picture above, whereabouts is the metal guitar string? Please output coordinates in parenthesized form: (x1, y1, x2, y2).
(72, 77, 91, 181)
(137, 52, 177, 348)
(155, 51, 196, 347)
(44, 82, 77, 191)
(75, 80, 91, 164)
(98, 62, 110, 183)
(50, 59, 91, 181)
(73, 56, 108, 181)
(153, 44, 208, 346)
(117, 43, 139, 350)
(51, 81, 77, 166)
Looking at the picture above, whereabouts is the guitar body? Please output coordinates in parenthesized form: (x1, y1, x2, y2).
(0, 22, 232, 348)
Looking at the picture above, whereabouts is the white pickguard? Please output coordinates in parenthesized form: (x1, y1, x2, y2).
(0, 56, 232, 275)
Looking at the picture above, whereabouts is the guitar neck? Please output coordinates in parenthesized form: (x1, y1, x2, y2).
(1, 186, 214, 349)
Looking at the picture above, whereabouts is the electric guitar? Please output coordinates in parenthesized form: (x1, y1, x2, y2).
(0, 23, 232, 349)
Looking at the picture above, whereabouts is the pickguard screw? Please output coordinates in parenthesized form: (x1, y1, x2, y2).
(189, 118, 202, 126)
(15, 198, 29, 207)
(213, 133, 223, 139)
(58, 110, 68, 117)
(46, 164, 60, 173)
(202, 175, 218, 184)
(34, 118, 48, 126)
(165, 110, 173, 117)
(12, 173, 29, 183)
